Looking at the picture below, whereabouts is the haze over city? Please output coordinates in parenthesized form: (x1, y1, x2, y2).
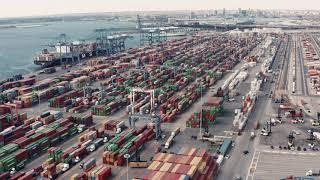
(1, 0, 320, 17)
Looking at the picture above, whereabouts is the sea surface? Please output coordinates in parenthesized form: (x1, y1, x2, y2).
(0, 19, 139, 80)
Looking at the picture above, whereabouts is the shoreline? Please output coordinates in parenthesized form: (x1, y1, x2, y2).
(0, 24, 49, 30)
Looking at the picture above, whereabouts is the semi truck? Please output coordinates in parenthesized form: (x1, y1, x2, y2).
(164, 127, 180, 149)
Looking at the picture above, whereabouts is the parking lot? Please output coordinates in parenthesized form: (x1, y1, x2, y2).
(252, 151, 320, 179)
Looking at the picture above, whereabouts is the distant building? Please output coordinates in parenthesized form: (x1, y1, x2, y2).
(190, 12, 196, 19)
(167, 18, 177, 24)
(242, 10, 247, 17)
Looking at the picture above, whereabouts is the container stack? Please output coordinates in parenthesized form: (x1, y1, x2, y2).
(0, 78, 35, 92)
(70, 173, 87, 180)
(91, 97, 127, 116)
(48, 147, 63, 162)
(103, 120, 124, 131)
(48, 90, 83, 108)
(85, 165, 112, 180)
(186, 97, 223, 128)
(70, 166, 112, 180)
(78, 129, 98, 143)
(41, 160, 58, 179)
(0, 115, 80, 173)
(71, 113, 93, 126)
(70, 76, 91, 89)
(136, 148, 219, 180)
(0, 105, 26, 132)
(103, 124, 154, 166)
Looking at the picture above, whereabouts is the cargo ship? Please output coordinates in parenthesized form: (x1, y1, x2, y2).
(34, 41, 99, 68)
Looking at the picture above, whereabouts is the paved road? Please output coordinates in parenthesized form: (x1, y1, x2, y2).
(253, 151, 320, 179)
(217, 43, 280, 180)
(296, 35, 307, 96)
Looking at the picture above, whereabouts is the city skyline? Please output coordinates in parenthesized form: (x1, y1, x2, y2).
(1, 0, 320, 18)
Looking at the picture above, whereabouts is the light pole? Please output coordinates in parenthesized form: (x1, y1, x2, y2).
(200, 82, 203, 136)
(124, 154, 130, 180)
(37, 92, 41, 115)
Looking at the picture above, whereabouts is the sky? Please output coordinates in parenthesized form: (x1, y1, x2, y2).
(1, 0, 320, 18)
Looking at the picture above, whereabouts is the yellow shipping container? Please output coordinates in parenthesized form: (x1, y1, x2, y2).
(171, 164, 181, 173)
(152, 171, 165, 180)
(190, 156, 202, 167)
(198, 161, 206, 173)
(154, 153, 166, 161)
(180, 155, 192, 165)
(149, 161, 161, 171)
(89, 165, 102, 179)
(187, 165, 197, 177)
(147, 161, 157, 170)
(70, 173, 79, 180)
(94, 166, 105, 179)
(164, 154, 173, 162)
(160, 162, 172, 172)
(188, 148, 197, 156)
(42, 158, 54, 168)
(78, 135, 86, 142)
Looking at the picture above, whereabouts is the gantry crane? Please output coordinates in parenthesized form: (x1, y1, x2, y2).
(128, 88, 162, 140)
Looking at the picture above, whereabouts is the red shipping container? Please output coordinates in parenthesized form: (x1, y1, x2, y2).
(56, 127, 68, 136)
(97, 167, 112, 180)
(135, 125, 147, 135)
(162, 172, 181, 180)
(142, 170, 157, 180)
(46, 163, 56, 173)
(48, 132, 59, 141)
(32, 133, 45, 142)
(129, 144, 137, 154)
(117, 153, 124, 166)
(59, 119, 70, 127)
(10, 172, 25, 180)
(0, 135, 3, 142)
(115, 136, 126, 146)
(14, 149, 28, 161)
(44, 129, 56, 137)
(24, 130, 36, 138)
(0, 172, 10, 179)
(64, 122, 74, 129)
(17, 172, 35, 180)
(74, 146, 87, 158)
(23, 124, 32, 132)
(13, 137, 32, 148)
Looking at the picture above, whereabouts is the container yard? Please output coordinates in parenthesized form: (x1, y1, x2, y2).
(2, 25, 320, 180)
(0, 29, 266, 179)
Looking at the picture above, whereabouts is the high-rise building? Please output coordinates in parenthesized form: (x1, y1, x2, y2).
(190, 12, 196, 19)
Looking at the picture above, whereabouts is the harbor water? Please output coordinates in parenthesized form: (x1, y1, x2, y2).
(0, 19, 139, 80)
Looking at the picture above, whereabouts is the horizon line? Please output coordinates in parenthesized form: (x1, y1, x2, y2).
(0, 8, 319, 19)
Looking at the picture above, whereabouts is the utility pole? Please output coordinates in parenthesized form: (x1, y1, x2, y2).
(200, 82, 203, 137)
(124, 154, 130, 180)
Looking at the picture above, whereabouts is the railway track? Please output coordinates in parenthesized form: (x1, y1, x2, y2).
(296, 35, 308, 96)
(275, 36, 290, 93)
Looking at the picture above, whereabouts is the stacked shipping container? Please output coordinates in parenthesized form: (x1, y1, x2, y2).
(136, 148, 219, 180)
(186, 97, 223, 128)
(103, 124, 155, 166)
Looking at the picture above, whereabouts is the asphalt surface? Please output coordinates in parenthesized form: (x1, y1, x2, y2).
(246, 33, 320, 180)
(217, 39, 279, 180)
(253, 151, 320, 179)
